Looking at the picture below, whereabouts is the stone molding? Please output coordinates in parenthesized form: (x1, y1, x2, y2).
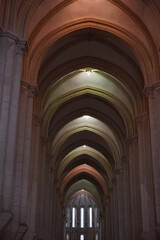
(125, 135, 138, 145)
(115, 168, 124, 175)
(143, 82, 160, 98)
(121, 156, 128, 165)
(21, 81, 38, 97)
(33, 114, 43, 125)
(0, 29, 28, 54)
(28, 86, 38, 98)
(13, 223, 28, 240)
(135, 112, 149, 126)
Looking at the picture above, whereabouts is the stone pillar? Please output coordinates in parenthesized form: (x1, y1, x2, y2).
(116, 168, 125, 240)
(122, 157, 132, 240)
(11, 82, 29, 239)
(144, 84, 160, 237)
(0, 33, 27, 211)
(19, 84, 37, 227)
(35, 136, 49, 239)
(42, 155, 52, 240)
(51, 182, 58, 240)
(27, 114, 42, 239)
(111, 178, 119, 240)
(105, 196, 111, 240)
(109, 188, 114, 240)
(126, 135, 142, 240)
(136, 112, 156, 240)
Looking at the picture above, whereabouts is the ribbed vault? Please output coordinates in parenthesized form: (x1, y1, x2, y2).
(36, 22, 145, 239)
(39, 55, 140, 240)
(1, 1, 160, 239)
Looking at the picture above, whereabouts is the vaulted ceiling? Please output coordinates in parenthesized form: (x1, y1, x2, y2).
(1, 0, 159, 211)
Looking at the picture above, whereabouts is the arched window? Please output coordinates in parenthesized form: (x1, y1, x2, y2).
(80, 207, 84, 228)
(89, 207, 92, 228)
(95, 233, 98, 240)
(66, 233, 69, 240)
(72, 207, 76, 228)
(64, 191, 101, 240)
(80, 234, 84, 240)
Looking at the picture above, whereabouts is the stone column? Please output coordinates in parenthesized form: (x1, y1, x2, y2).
(51, 182, 58, 240)
(35, 136, 49, 239)
(20, 85, 37, 226)
(122, 157, 132, 240)
(105, 196, 111, 240)
(136, 113, 156, 240)
(42, 155, 51, 240)
(144, 84, 160, 237)
(0, 33, 27, 210)
(48, 167, 55, 240)
(109, 188, 114, 240)
(126, 135, 142, 240)
(45, 155, 53, 240)
(27, 114, 42, 239)
(116, 168, 125, 240)
(111, 178, 119, 240)
(10, 82, 29, 239)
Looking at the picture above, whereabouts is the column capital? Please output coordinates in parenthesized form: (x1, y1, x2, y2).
(21, 80, 29, 90)
(125, 135, 138, 145)
(33, 113, 43, 125)
(112, 177, 117, 185)
(121, 156, 128, 164)
(153, 82, 160, 93)
(0, 30, 18, 42)
(20, 81, 38, 97)
(108, 187, 113, 195)
(143, 86, 154, 98)
(16, 40, 28, 55)
(28, 85, 38, 98)
(115, 167, 124, 175)
(143, 82, 160, 97)
(0, 30, 28, 54)
(135, 112, 149, 125)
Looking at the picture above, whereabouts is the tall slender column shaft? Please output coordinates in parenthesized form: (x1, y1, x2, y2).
(136, 112, 156, 240)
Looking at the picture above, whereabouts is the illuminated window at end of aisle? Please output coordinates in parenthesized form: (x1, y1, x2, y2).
(66, 233, 69, 240)
(72, 207, 76, 228)
(89, 207, 92, 228)
(80, 207, 84, 228)
(80, 234, 84, 240)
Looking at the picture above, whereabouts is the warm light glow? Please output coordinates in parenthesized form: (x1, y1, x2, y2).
(83, 145, 86, 148)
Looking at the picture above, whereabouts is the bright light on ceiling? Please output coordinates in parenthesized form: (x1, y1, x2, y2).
(86, 70, 92, 76)
(83, 115, 89, 120)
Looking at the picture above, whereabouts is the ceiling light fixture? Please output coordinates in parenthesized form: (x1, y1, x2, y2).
(83, 115, 89, 120)
(86, 70, 92, 76)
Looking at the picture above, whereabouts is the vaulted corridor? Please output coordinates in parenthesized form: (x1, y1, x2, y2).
(0, 1, 160, 240)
